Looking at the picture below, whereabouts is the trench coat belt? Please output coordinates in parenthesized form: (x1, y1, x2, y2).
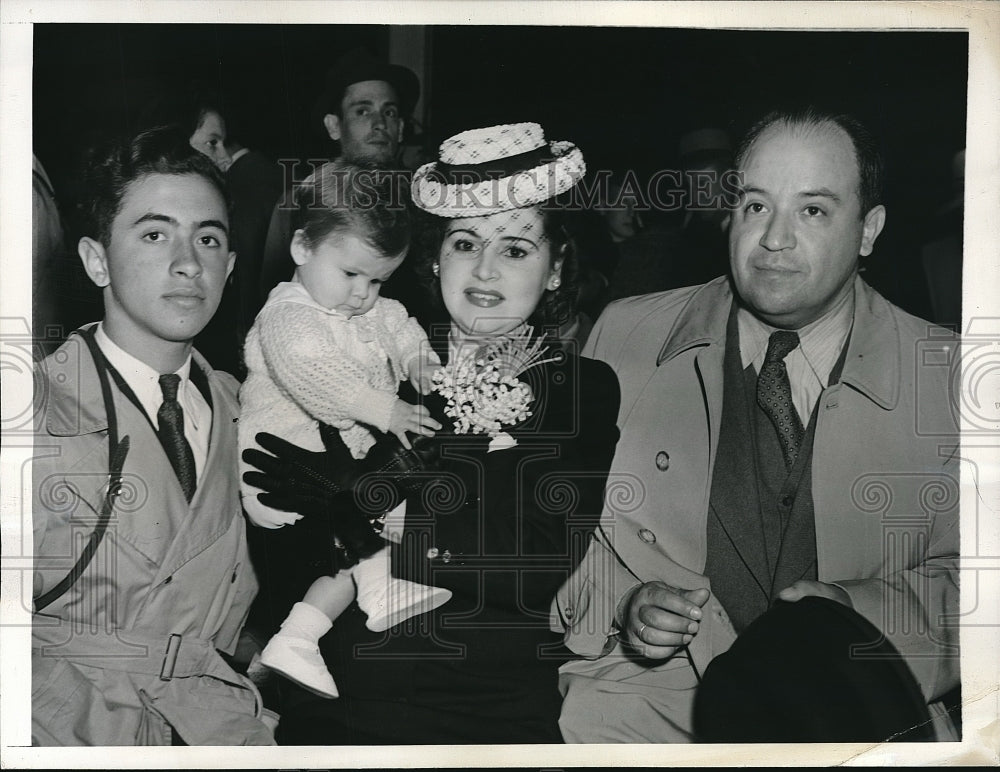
(32, 621, 237, 682)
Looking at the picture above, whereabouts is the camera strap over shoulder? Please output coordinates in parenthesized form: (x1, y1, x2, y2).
(33, 328, 131, 612)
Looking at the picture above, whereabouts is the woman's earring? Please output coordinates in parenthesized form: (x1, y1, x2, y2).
(432, 263, 440, 277)
(549, 276, 561, 290)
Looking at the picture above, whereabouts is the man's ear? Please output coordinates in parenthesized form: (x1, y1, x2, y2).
(226, 251, 236, 280)
(78, 237, 110, 288)
(290, 230, 312, 266)
(396, 118, 405, 144)
(859, 204, 886, 257)
(323, 113, 342, 142)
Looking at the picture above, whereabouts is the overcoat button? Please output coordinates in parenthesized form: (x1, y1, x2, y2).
(655, 452, 670, 471)
(564, 606, 574, 618)
(427, 547, 440, 559)
(638, 528, 657, 544)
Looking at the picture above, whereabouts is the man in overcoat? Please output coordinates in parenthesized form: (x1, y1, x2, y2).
(556, 107, 960, 742)
(31, 127, 275, 745)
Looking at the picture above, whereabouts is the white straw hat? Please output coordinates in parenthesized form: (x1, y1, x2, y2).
(411, 122, 586, 217)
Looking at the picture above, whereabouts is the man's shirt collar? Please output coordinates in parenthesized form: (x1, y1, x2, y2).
(738, 286, 855, 384)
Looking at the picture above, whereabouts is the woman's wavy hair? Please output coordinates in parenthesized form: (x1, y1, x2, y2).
(412, 201, 581, 331)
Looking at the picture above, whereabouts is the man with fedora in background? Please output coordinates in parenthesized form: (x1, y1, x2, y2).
(311, 46, 419, 167)
(555, 105, 960, 744)
(259, 48, 420, 300)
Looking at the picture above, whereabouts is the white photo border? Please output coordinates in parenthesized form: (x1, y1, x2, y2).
(2, 1, 997, 767)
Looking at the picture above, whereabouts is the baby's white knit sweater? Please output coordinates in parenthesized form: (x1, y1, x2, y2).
(239, 280, 435, 525)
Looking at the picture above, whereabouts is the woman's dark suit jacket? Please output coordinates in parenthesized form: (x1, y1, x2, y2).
(259, 346, 620, 745)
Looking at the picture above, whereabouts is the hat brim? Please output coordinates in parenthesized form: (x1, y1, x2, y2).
(693, 597, 937, 743)
(411, 141, 585, 217)
(311, 58, 420, 134)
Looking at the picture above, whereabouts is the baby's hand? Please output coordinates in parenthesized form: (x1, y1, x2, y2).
(388, 399, 441, 449)
(409, 354, 441, 396)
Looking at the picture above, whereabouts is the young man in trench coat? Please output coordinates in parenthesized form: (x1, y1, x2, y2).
(31, 127, 274, 745)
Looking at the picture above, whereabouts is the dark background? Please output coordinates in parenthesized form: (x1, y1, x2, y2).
(33, 24, 968, 323)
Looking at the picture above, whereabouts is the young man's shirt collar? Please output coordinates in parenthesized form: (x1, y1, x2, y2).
(95, 323, 210, 479)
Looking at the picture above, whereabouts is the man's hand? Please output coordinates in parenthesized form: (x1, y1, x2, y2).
(778, 580, 853, 607)
(622, 581, 710, 659)
(388, 399, 441, 450)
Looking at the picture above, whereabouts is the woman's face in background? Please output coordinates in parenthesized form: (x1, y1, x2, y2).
(189, 110, 232, 172)
(438, 207, 562, 341)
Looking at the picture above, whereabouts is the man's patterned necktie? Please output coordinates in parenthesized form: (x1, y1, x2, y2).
(757, 330, 805, 470)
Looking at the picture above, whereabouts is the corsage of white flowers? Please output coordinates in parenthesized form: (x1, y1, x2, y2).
(432, 327, 557, 449)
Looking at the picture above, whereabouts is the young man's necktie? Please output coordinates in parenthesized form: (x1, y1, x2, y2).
(157, 374, 197, 501)
(757, 330, 805, 470)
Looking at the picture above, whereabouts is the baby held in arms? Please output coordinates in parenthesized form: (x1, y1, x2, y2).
(238, 162, 446, 698)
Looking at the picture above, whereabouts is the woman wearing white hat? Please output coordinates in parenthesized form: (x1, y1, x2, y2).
(244, 123, 620, 744)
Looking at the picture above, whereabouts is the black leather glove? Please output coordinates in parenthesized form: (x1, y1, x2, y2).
(355, 389, 449, 494)
(242, 424, 344, 496)
(241, 388, 451, 546)
(242, 429, 387, 565)
(350, 439, 437, 496)
(243, 422, 446, 511)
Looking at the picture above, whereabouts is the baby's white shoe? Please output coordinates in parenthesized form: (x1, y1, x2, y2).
(353, 549, 451, 632)
(260, 602, 338, 698)
(260, 632, 339, 699)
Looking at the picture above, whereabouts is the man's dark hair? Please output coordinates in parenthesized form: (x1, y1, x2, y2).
(292, 161, 411, 259)
(322, 86, 350, 121)
(80, 124, 229, 247)
(734, 106, 884, 218)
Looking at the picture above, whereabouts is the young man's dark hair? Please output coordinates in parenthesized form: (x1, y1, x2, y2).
(80, 124, 229, 247)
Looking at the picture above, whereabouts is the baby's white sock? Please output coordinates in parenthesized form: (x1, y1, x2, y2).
(280, 601, 333, 643)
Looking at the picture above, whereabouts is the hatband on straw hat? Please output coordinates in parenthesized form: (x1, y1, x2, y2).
(411, 123, 585, 217)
